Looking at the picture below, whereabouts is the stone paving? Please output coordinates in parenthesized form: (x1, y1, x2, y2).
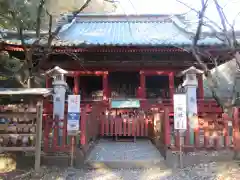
(3, 139, 240, 179)
(86, 139, 164, 164)
(17, 161, 240, 180)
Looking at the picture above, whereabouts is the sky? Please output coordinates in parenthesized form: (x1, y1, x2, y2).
(114, 0, 240, 29)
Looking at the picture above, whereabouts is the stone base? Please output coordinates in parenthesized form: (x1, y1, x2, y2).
(85, 160, 168, 169)
(233, 151, 240, 160)
(74, 139, 98, 168)
(165, 149, 235, 169)
(85, 139, 166, 169)
(41, 155, 71, 167)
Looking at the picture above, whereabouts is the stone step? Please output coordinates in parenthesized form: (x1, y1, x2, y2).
(85, 159, 168, 169)
(85, 139, 166, 169)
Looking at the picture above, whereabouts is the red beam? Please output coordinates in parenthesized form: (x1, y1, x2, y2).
(141, 70, 176, 75)
(4, 44, 185, 53)
(68, 71, 107, 76)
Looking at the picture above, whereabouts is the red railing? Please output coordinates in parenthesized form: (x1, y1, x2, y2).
(42, 98, 233, 152)
(100, 116, 151, 137)
(163, 107, 240, 150)
(43, 102, 105, 152)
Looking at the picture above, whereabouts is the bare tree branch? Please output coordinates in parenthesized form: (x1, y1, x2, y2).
(177, 0, 240, 112)
(213, 0, 232, 47)
(33, 0, 94, 73)
(36, 0, 45, 38)
(176, 0, 222, 31)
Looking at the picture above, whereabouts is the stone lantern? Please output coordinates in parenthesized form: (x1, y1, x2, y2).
(178, 66, 203, 145)
(45, 66, 68, 141)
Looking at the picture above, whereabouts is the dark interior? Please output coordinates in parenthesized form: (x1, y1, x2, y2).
(145, 75, 169, 99)
(109, 71, 139, 98)
(79, 76, 103, 100)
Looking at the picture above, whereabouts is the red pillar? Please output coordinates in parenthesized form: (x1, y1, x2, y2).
(223, 113, 229, 148)
(168, 72, 174, 100)
(80, 106, 87, 145)
(164, 108, 171, 146)
(140, 71, 146, 99)
(44, 77, 51, 151)
(73, 75, 80, 146)
(194, 126, 200, 148)
(45, 77, 52, 110)
(233, 107, 239, 148)
(73, 75, 79, 95)
(103, 72, 109, 100)
(198, 74, 204, 99)
(185, 118, 190, 146)
(45, 77, 51, 88)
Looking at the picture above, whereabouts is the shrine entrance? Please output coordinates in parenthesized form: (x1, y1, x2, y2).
(109, 71, 140, 98)
(145, 75, 169, 99)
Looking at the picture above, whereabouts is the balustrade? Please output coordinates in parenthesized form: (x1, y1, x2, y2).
(163, 107, 240, 150)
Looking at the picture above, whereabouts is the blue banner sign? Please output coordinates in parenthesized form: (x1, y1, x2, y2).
(111, 99, 140, 108)
(67, 95, 81, 133)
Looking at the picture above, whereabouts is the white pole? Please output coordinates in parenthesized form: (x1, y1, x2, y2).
(35, 100, 43, 172)
(179, 130, 183, 169)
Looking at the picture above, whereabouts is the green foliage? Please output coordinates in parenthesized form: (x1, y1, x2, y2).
(0, 0, 47, 30)
(0, 51, 22, 73)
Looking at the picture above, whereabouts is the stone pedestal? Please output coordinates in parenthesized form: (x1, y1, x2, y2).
(46, 66, 68, 144)
(179, 66, 203, 145)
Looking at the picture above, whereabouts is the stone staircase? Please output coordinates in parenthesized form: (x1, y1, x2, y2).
(84, 139, 168, 169)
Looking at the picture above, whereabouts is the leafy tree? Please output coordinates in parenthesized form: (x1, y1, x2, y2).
(0, 0, 100, 88)
(177, 0, 240, 113)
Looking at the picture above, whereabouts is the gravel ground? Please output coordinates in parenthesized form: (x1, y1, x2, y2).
(6, 161, 239, 180)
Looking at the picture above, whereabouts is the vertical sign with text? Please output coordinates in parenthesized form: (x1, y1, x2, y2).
(173, 94, 187, 130)
(67, 95, 81, 134)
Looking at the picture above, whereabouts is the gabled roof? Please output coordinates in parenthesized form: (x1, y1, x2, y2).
(0, 13, 229, 47)
(58, 14, 194, 46)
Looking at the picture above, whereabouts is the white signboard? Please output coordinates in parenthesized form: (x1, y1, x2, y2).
(68, 95, 81, 113)
(67, 95, 81, 133)
(174, 94, 187, 130)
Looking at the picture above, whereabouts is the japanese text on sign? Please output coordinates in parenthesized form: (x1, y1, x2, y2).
(174, 94, 187, 130)
(68, 95, 81, 113)
(67, 95, 81, 133)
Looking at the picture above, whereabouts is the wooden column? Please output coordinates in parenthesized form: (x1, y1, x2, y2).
(73, 75, 79, 95)
(168, 72, 174, 100)
(164, 108, 171, 146)
(198, 74, 204, 99)
(35, 100, 43, 172)
(80, 106, 87, 145)
(185, 118, 190, 146)
(45, 77, 51, 110)
(73, 75, 80, 147)
(223, 113, 229, 147)
(103, 72, 108, 100)
(140, 71, 146, 99)
(194, 126, 200, 148)
(233, 107, 239, 148)
(45, 77, 51, 88)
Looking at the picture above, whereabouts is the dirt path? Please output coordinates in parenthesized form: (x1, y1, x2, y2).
(4, 161, 238, 180)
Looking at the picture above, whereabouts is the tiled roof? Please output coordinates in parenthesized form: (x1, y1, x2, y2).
(58, 15, 191, 46)
(1, 14, 228, 47)
(58, 14, 225, 46)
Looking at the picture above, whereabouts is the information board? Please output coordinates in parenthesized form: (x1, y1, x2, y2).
(173, 94, 187, 130)
(67, 95, 81, 134)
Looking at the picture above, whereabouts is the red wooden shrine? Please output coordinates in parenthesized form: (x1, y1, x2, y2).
(42, 66, 240, 152)
(2, 13, 240, 152)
